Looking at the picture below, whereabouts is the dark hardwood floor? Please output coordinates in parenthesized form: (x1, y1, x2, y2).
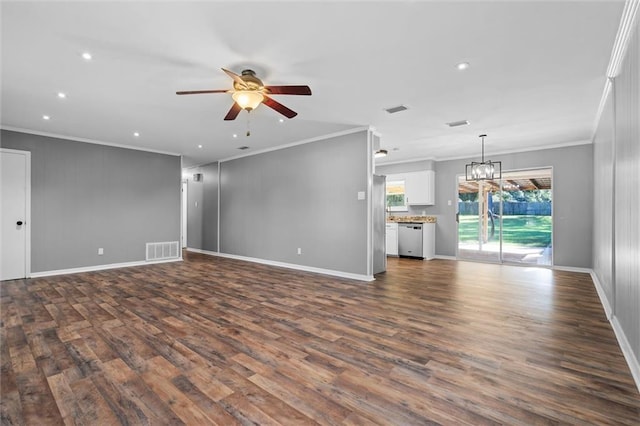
(1, 252, 639, 425)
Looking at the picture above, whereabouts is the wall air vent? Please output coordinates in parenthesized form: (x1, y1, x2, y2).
(146, 241, 179, 261)
(384, 105, 408, 114)
(237, 146, 250, 150)
(446, 120, 470, 127)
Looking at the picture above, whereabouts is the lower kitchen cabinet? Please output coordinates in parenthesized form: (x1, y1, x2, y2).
(423, 222, 435, 260)
(385, 222, 398, 256)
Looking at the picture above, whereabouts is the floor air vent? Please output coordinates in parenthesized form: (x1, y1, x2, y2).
(146, 241, 179, 261)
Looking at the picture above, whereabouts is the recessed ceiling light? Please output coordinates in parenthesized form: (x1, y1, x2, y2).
(456, 62, 470, 71)
(82, 52, 92, 60)
(42, 115, 50, 120)
(133, 132, 140, 137)
(279, 118, 284, 123)
(57, 92, 66, 99)
(232, 134, 238, 138)
(198, 144, 203, 149)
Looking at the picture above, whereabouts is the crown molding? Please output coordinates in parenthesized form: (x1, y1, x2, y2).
(218, 126, 370, 163)
(606, 0, 640, 78)
(592, 0, 639, 140)
(0, 126, 181, 156)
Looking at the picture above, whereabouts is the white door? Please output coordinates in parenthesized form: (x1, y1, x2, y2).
(181, 180, 188, 248)
(1, 149, 31, 280)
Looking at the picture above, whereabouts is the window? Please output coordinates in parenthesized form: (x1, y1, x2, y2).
(386, 180, 407, 211)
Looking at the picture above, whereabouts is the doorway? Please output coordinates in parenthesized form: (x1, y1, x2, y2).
(1, 149, 31, 280)
(457, 168, 552, 266)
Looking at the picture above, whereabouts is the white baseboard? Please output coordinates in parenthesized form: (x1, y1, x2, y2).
(611, 316, 640, 394)
(552, 265, 592, 273)
(186, 248, 374, 282)
(434, 255, 457, 261)
(589, 270, 613, 320)
(589, 269, 639, 393)
(29, 257, 183, 278)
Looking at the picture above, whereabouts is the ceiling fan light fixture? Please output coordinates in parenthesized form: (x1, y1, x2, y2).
(232, 90, 264, 110)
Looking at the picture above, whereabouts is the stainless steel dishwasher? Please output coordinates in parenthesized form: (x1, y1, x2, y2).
(398, 223, 423, 258)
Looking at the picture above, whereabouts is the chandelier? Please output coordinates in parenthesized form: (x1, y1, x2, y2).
(465, 134, 501, 181)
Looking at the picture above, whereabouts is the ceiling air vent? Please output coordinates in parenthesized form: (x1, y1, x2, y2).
(384, 105, 408, 114)
(446, 120, 470, 127)
(237, 146, 250, 150)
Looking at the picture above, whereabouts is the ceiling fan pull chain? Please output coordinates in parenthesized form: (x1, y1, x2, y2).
(246, 110, 251, 137)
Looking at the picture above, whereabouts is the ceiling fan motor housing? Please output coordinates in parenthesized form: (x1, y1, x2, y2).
(233, 69, 264, 91)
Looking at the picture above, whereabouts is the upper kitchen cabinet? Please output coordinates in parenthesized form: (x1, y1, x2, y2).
(385, 170, 435, 209)
(405, 170, 435, 205)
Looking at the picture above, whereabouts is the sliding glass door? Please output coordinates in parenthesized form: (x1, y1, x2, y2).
(457, 179, 502, 262)
(457, 168, 552, 266)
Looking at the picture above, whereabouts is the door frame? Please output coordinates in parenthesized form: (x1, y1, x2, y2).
(1, 148, 32, 278)
(455, 166, 554, 267)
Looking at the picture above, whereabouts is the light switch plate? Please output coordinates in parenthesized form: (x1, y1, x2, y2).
(357, 191, 365, 200)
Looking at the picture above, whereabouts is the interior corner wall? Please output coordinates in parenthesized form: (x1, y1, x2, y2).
(185, 162, 218, 252)
(382, 145, 593, 268)
(0, 129, 181, 272)
(219, 131, 370, 275)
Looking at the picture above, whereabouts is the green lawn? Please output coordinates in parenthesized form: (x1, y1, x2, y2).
(459, 215, 552, 247)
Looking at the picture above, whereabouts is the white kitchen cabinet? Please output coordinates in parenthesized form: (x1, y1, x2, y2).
(422, 222, 435, 260)
(385, 222, 398, 256)
(405, 170, 435, 206)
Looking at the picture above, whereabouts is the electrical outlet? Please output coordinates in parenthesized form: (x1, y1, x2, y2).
(98, 248, 104, 255)
(297, 248, 302, 255)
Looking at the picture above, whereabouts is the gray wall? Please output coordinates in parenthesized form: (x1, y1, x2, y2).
(1, 130, 181, 272)
(592, 84, 615, 307)
(593, 22, 640, 376)
(376, 159, 435, 175)
(219, 131, 370, 275)
(378, 144, 594, 268)
(613, 22, 640, 375)
(185, 162, 218, 252)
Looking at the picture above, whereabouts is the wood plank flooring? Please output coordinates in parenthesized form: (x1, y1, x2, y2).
(2, 252, 639, 425)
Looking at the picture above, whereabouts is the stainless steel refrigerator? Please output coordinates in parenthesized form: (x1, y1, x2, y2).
(372, 175, 387, 274)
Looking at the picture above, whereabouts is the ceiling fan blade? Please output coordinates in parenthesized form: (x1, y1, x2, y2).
(221, 68, 248, 89)
(224, 103, 243, 121)
(176, 89, 229, 95)
(265, 85, 312, 96)
(262, 95, 297, 119)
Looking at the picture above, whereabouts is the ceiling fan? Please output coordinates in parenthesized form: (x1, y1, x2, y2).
(176, 68, 312, 120)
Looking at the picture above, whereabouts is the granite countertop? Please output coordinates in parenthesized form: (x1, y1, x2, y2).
(387, 215, 437, 223)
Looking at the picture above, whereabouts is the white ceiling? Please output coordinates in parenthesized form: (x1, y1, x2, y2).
(1, 1, 624, 168)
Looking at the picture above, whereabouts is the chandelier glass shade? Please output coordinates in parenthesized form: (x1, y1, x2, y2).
(465, 134, 501, 181)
